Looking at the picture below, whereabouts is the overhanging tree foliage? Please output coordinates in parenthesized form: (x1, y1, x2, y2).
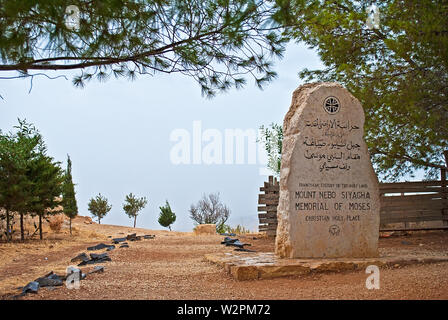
(0, 0, 287, 97)
(273, 0, 448, 180)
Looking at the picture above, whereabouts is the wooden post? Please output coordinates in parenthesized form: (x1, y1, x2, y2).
(402, 192, 409, 230)
(442, 151, 448, 227)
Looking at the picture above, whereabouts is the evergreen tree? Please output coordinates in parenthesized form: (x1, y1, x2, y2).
(62, 155, 78, 235)
(0, 119, 44, 241)
(88, 193, 112, 224)
(122, 193, 148, 228)
(27, 153, 64, 240)
(158, 201, 176, 231)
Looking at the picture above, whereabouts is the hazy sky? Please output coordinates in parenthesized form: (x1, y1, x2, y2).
(0, 42, 324, 232)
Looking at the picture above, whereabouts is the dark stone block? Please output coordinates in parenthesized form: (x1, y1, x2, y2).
(71, 252, 89, 263)
(77, 253, 111, 266)
(90, 253, 109, 260)
(221, 237, 251, 248)
(35, 273, 63, 287)
(112, 237, 127, 244)
(22, 281, 39, 294)
(126, 233, 137, 240)
(234, 248, 256, 252)
(87, 243, 115, 251)
(88, 266, 105, 275)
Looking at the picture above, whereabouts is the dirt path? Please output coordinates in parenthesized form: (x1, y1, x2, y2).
(2, 229, 446, 300)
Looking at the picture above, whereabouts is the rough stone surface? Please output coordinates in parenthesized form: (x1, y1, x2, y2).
(205, 252, 448, 281)
(276, 82, 380, 258)
(193, 224, 216, 235)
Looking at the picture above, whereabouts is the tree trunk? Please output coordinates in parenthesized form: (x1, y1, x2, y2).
(69, 217, 72, 235)
(169, 225, 171, 231)
(134, 216, 136, 228)
(39, 214, 43, 240)
(5, 208, 10, 242)
(98, 217, 101, 225)
(20, 212, 24, 241)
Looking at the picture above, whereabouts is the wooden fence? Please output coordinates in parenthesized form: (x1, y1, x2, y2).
(258, 176, 279, 237)
(379, 179, 448, 231)
(258, 175, 448, 237)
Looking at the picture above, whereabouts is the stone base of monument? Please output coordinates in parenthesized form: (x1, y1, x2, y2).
(204, 252, 448, 281)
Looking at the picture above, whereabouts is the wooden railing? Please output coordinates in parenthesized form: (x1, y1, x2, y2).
(379, 180, 448, 231)
(258, 175, 448, 237)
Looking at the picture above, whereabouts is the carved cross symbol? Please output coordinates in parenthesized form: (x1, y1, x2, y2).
(329, 225, 341, 236)
(324, 97, 340, 114)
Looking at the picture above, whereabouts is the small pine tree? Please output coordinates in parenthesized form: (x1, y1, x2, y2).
(88, 193, 112, 224)
(62, 155, 78, 235)
(122, 193, 147, 228)
(158, 201, 176, 231)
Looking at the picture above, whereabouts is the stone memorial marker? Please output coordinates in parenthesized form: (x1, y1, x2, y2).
(275, 82, 380, 258)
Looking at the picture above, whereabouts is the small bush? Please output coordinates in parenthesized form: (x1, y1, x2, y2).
(49, 215, 64, 233)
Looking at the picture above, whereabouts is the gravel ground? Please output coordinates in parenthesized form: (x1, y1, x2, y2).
(1, 221, 448, 300)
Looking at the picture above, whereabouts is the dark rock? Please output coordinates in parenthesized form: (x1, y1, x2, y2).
(106, 245, 115, 251)
(401, 240, 411, 245)
(235, 248, 256, 252)
(119, 244, 129, 248)
(22, 281, 39, 294)
(221, 237, 239, 244)
(90, 253, 109, 260)
(87, 243, 115, 251)
(221, 237, 251, 248)
(88, 266, 104, 275)
(220, 233, 236, 236)
(71, 252, 89, 263)
(35, 273, 63, 287)
(143, 235, 155, 239)
(126, 233, 137, 240)
(227, 240, 251, 249)
(77, 253, 111, 266)
(112, 237, 127, 244)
